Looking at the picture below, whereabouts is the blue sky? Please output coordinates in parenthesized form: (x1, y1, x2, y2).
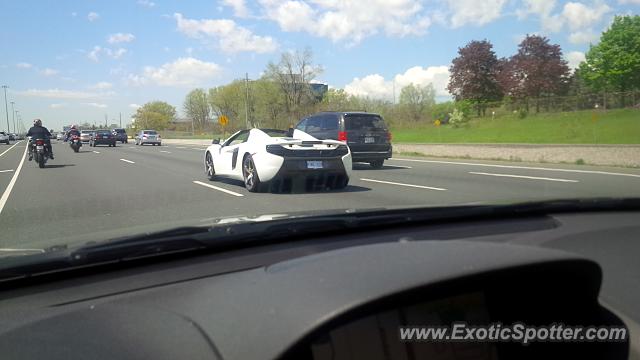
(0, 0, 637, 131)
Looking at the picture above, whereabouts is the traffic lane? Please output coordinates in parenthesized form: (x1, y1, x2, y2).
(0, 142, 240, 249)
(0, 141, 26, 193)
(381, 158, 640, 199)
(108, 143, 454, 213)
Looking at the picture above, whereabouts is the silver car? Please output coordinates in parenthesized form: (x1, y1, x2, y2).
(135, 130, 161, 146)
(80, 131, 92, 143)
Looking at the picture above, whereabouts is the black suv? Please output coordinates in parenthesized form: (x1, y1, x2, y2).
(112, 128, 128, 143)
(295, 112, 392, 168)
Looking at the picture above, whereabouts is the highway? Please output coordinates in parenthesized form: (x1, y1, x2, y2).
(1, 139, 640, 250)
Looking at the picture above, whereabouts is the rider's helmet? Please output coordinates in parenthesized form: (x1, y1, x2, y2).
(33, 119, 42, 126)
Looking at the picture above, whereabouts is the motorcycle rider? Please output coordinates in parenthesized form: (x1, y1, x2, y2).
(65, 125, 81, 141)
(26, 119, 54, 160)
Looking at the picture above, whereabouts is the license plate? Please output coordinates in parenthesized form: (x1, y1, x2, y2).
(364, 137, 375, 143)
(36, 145, 43, 150)
(306, 160, 323, 169)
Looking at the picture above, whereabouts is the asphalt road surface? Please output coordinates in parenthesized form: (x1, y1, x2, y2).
(2, 139, 640, 250)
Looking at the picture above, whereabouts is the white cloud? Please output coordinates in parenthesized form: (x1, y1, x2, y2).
(107, 33, 136, 44)
(71, 12, 77, 17)
(138, 0, 156, 7)
(565, 51, 586, 69)
(568, 30, 599, 44)
(90, 81, 113, 90)
(129, 103, 141, 109)
(85, 102, 108, 108)
(517, 0, 556, 18)
(344, 65, 450, 100)
(88, 46, 128, 62)
(258, 0, 430, 44)
(447, 0, 508, 28)
(40, 68, 59, 77)
(562, 2, 611, 31)
(16, 62, 32, 69)
(174, 13, 278, 53)
(18, 89, 110, 100)
(618, 0, 640, 3)
(222, 0, 250, 17)
(87, 12, 100, 22)
(49, 103, 67, 109)
(129, 57, 222, 87)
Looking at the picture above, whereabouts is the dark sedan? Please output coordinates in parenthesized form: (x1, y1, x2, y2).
(89, 130, 117, 147)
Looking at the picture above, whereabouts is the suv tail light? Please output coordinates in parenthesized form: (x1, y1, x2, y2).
(338, 131, 347, 142)
(387, 132, 392, 141)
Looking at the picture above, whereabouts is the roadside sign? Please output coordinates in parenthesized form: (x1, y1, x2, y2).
(219, 115, 229, 126)
(434, 119, 441, 127)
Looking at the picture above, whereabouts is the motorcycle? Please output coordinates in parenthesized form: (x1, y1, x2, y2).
(31, 138, 49, 168)
(69, 135, 81, 153)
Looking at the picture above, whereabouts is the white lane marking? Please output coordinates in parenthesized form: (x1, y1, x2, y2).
(160, 150, 172, 154)
(176, 146, 187, 149)
(193, 180, 244, 197)
(0, 140, 23, 157)
(92, 151, 100, 154)
(360, 178, 447, 191)
(383, 165, 412, 169)
(0, 144, 28, 215)
(191, 148, 202, 150)
(391, 158, 640, 178)
(119, 158, 135, 164)
(0, 248, 44, 253)
(0, 169, 14, 173)
(469, 172, 579, 183)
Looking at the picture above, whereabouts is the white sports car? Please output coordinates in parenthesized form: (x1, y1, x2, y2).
(204, 128, 352, 192)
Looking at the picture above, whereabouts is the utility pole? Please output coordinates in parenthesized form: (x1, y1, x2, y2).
(104, 114, 108, 128)
(119, 112, 122, 128)
(244, 72, 250, 129)
(2, 85, 9, 133)
(10, 101, 15, 133)
(15, 110, 19, 133)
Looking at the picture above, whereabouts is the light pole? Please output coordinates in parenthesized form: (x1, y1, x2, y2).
(15, 110, 20, 133)
(2, 85, 9, 133)
(10, 101, 15, 133)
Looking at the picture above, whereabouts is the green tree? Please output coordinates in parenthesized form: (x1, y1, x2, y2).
(183, 89, 210, 130)
(579, 15, 640, 93)
(399, 83, 436, 122)
(253, 78, 287, 128)
(133, 101, 176, 130)
(208, 81, 245, 131)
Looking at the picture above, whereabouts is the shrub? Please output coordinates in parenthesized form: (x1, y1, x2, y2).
(449, 108, 469, 128)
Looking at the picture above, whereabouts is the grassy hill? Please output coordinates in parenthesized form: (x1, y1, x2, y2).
(391, 108, 640, 144)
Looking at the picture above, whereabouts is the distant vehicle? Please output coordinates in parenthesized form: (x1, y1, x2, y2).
(90, 130, 116, 147)
(296, 112, 392, 169)
(112, 128, 128, 143)
(134, 130, 161, 146)
(80, 131, 92, 143)
(8, 133, 16, 141)
(56, 132, 64, 140)
(0, 132, 9, 145)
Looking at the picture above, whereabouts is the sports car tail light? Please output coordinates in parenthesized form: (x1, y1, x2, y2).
(338, 131, 347, 142)
(266, 144, 286, 156)
(335, 145, 349, 156)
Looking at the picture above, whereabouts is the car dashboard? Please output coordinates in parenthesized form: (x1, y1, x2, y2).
(0, 210, 638, 360)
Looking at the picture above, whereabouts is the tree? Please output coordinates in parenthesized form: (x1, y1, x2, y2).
(133, 101, 176, 130)
(447, 40, 503, 116)
(500, 35, 571, 112)
(208, 81, 245, 131)
(579, 15, 640, 94)
(183, 89, 210, 130)
(399, 83, 436, 122)
(265, 48, 322, 122)
(252, 78, 287, 129)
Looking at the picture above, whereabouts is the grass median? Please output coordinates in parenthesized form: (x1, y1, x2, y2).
(391, 108, 640, 144)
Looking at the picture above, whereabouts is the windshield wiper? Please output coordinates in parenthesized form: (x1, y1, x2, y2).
(2, 197, 639, 282)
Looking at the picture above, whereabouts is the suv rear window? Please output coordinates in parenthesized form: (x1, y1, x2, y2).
(344, 115, 386, 130)
(113, 129, 126, 133)
(96, 131, 111, 135)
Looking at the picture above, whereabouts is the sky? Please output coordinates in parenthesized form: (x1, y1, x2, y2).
(0, 0, 637, 131)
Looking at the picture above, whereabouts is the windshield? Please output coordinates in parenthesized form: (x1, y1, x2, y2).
(0, 4, 638, 263)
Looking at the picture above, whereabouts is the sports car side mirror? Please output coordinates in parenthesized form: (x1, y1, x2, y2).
(212, 138, 220, 145)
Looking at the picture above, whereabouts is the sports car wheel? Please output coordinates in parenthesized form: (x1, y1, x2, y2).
(242, 155, 262, 192)
(205, 152, 216, 181)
